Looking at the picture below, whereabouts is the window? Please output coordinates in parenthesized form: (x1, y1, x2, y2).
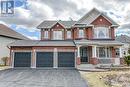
(99, 47, 106, 57)
(44, 31, 48, 39)
(94, 27, 109, 39)
(98, 47, 110, 58)
(115, 48, 120, 57)
(67, 30, 71, 39)
(79, 29, 84, 38)
(53, 31, 63, 40)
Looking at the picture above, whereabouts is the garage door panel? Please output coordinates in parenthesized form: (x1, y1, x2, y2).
(58, 52, 75, 67)
(36, 52, 53, 67)
(14, 52, 31, 67)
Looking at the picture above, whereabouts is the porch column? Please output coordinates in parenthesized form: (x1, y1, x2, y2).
(77, 45, 81, 65)
(77, 46, 80, 57)
(119, 47, 123, 58)
(119, 46, 124, 65)
(92, 45, 97, 58)
(91, 45, 98, 65)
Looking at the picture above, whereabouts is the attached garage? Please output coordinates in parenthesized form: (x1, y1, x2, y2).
(58, 52, 75, 67)
(36, 52, 53, 67)
(14, 52, 31, 67)
(9, 40, 76, 68)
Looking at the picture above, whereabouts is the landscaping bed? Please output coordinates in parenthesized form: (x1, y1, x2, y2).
(80, 70, 130, 87)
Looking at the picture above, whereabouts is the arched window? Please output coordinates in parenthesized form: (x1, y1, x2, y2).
(94, 27, 109, 39)
(98, 31, 105, 38)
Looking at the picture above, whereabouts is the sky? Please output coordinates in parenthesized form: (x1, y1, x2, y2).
(0, 0, 130, 40)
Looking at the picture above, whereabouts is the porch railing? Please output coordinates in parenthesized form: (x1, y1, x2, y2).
(98, 58, 120, 64)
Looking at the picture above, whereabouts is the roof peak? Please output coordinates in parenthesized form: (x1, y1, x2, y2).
(76, 8, 118, 25)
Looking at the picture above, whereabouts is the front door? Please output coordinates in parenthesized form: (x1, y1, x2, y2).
(80, 47, 88, 63)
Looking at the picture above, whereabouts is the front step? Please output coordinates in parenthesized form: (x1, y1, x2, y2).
(77, 64, 107, 72)
(77, 64, 96, 69)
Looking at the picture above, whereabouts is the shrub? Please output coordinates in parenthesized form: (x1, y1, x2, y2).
(1, 57, 8, 66)
(124, 55, 130, 66)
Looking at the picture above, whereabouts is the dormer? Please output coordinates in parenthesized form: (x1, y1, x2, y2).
(37, 20, 76, 40)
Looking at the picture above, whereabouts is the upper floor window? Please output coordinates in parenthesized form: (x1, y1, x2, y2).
(53, 31, 63, 40)
(44, 31, 49, 39)
(67, 30, 71, 39)
(79, 29, 84, 38)
(94, 27, 109, 39)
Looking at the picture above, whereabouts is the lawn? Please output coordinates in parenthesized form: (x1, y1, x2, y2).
(0, 66, 10, 70)
(80, 70, 130, 87)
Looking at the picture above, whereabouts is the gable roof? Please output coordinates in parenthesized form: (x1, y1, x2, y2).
(37, 8, 118, 29)
(76, 8, 118, 26)
(116, 35, 130, 43)
(0, 24, 29, 40)
(37, 20, 76, 29)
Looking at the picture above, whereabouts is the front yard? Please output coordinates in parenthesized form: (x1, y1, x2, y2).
(0, 66, 10, 70)
(80, 70, 130, 87)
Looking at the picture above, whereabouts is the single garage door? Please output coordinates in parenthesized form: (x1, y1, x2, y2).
(58, 52, 75, 67)
(36, 52, 53, 67)
(14, 52, 31, 67)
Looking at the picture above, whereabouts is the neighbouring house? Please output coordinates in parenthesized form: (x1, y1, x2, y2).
(0, 24, 29, 65)
(116, 35, 130, 56)
(8, 8, 123, 68)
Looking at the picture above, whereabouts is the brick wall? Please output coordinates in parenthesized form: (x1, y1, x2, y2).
(86, 27, 93, 39)
(41, 15, 116, 40)
(91, 15, 112, 26)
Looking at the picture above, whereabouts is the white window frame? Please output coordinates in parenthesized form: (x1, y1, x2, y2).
(67, 30, 71, 39)
(44, 31, 49, 39)
(97, 47, 111, 58)
(115, 48, 120, 58)
(94, 27, 109, 39)
(79, 29, 84, 38)
(53, 31, 63, 40)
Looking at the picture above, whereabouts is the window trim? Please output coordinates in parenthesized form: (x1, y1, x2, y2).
(97, 47, 111, 58)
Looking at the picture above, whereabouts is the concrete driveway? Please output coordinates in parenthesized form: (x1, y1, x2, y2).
(0, 69, 88, 87)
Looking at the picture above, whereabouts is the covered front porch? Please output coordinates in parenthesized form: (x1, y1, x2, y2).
(75, 40, 123, 65)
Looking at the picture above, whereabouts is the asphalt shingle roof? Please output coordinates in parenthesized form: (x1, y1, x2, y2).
(76, 8, 118, 25)
(8, 39, 123, 47)
(74, 39, 123, 46)
(37, 20, 76, 29)
(37, 8, 118, 29)
(8, 40, 75, 47)
(0, 24, 29, 40)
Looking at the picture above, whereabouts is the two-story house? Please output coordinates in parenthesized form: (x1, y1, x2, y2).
(8, 8, 123, 68)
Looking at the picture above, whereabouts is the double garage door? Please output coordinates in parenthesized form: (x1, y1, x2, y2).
(14, 52, 75, 67)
